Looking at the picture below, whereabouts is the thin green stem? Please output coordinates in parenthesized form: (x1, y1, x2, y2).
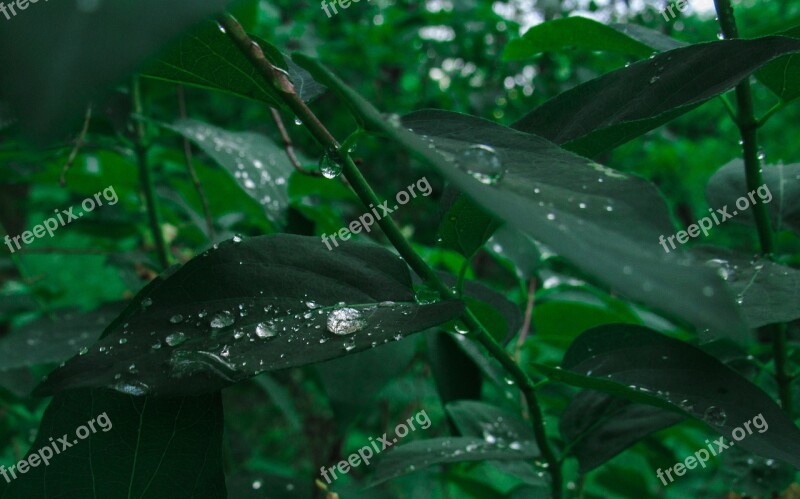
(714, 0, 791, 416)
(756, 101, 784, 128)
(132, 77, 170, 271)
(218, 12, 562, 496)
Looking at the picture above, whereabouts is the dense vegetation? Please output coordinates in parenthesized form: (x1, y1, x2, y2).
(1, 0, 799, 497)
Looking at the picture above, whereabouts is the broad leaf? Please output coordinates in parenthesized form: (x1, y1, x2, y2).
(537, 324, 800, 469)
(755, 26, 800, 103)
(371, 437, 536, 486)
(35, 235, 463, 397)
(293, 56, 748, 341)
(427, 332, 483, 405)
(142, 21, 324, 106)
(0, 303, 125, 371)
(503, 17, 682, 61)
(560, 391, 684, 472)
(0, 0, 230, 138)
(511, 37, 800, 157)
(706, 159, 800, 236)
(697, 248, 800, 328)
(0, 389, 225, 498)
(165, 119, 294, 224)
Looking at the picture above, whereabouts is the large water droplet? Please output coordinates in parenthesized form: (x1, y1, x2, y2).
(705, 258, 732, 280)
(169, 314, 184, 324)
(458, 144, 504, 185)
(319, 147, 344, 179)
(166, 332, 187, 347)
(703, 405, 727, 425)
(210, 311, 235, 329)
(255, 322, 277, 339)
(326, 307, 367, 335)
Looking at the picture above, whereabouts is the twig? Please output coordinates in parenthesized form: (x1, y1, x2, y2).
(218, 13, 562, 496)
(132, 76, 170, 271)
(715, 0, 791, 416)
(269, 107, 321, 176)
(59, 105, 93, 187)
(516, 278, 536, 360)
(177, 86, 216, 239)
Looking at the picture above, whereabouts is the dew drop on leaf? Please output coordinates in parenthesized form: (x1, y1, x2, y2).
(458, 144, 504, 185)
(326, 307, 367, 335)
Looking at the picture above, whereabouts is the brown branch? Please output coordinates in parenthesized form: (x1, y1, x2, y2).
(515, 278, 536, 360)
(269, 107, 321, 176)
(177, 85, 216, 239)
(59, 104, 93, 187)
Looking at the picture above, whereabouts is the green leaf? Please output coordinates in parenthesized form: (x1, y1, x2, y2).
(438, 193, 501, 259)
(755, 26, 800, 103)
(291, 56, 748, 342)
(0, 303, 124, 371)
(0, 389, 225, 498)
(706, 159, 800, 236)
(164, 119, 294, 224)
(533, 301, 639, 350)
(538, 324, 800, 469)
(511, 37, 800, 157)
(371, 437, 537, 487)
(0, 0, 230, 139)
(427, 332, 483, 405)
(560, 391, 684, 472)
(35, 235, 463, 396)
(486, 226, 543, 279)
(695, 248, 800, 328)
(316, 338, 417, 431)
(503, 17, 680, 61)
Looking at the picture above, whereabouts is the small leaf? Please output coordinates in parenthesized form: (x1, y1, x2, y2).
(164, 119, 294, 224)
(706, 159, 800, 235)
(538, 324, 800, 469)
(560, 391, 684, 472)
(35, 235, 464, 396)
(695, 247, 800, 328)
(438, 193, 501, 259)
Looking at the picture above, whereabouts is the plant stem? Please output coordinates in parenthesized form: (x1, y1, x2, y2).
(714, 0, 791, 416)
(132, 77, 170, 271)
(177, 85, 216, 240)
(218, 12, 562, 496)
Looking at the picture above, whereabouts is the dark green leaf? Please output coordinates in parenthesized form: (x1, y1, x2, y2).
(560, 391, 684, 472)
(706, 159, 800, 236)
(695, 247, 800, 328)
(511, 37, 800, 157)
(0, 303, 125, 371)
(427, 332, 483, 405)
(0, 0, 229, 139)
(438, 194, 501, 259)
(0, 389, 225, 498)
(165, 119, 294, 224)
(35, 235, 463, 396)
(371, 437, 536, 487)
(539, 324, 800, 469)
(503, 17, 679, 61)
(292, 56, 748, 341)
(755, 26, 800, 103)
(316, 338, 417, 431)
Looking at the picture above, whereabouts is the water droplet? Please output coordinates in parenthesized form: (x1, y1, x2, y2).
(703, 405, 727, 425)
(210, 311, 235, 329)
(717, 31, 725, 40)
(293, 117, 302, 126)
(79, 347, 89, 355)
(319, 147, 344, 179)
(454, 321, 469, 335)
(679, 399, 694, 412)
(458, 144, 505, 185)
(166, 332, 187, 347)
(141, 298, 153, 309)
(649, 76, 660, 84)
(705, 258, 732, 280)
(252, 480, 262, 490)
(151, 341, 162, 350)
(326, 307, 367, 335)
(169, 314, 184, 324)
(255, 322, 277, 339)
(343, 340, 357, 352)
